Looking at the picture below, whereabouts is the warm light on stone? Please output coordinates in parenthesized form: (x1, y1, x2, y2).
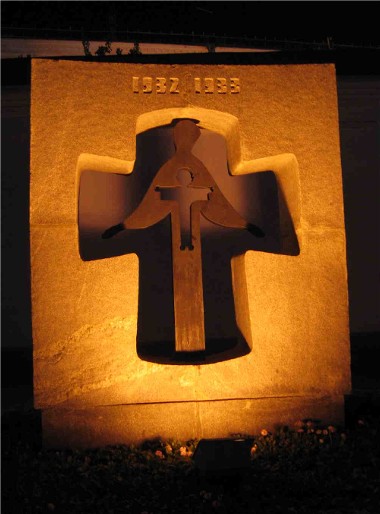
(31, 60, 351, 447)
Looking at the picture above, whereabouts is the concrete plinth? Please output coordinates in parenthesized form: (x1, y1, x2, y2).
(42, 395, 345, 448)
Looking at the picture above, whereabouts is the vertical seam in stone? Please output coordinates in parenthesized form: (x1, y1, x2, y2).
(195, 400, 203, 439)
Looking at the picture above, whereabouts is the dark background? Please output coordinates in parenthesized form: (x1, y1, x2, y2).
(2, 1, 380, 48)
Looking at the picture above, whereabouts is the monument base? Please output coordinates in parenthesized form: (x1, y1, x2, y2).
(42, 395, 345, 448)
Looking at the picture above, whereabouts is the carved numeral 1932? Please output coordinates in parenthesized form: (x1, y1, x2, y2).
(133, 77, 180, 94)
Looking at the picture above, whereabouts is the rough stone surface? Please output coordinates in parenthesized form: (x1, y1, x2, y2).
(31, 60, 351, 443)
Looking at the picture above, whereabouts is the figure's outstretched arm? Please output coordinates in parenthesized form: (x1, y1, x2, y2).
(201, 190, 265, 238)
(102, 223, 125, 239)
(102, 188, 173, 239)
(246, 223, 265, 238)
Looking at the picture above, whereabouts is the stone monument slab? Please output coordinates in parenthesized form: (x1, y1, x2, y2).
(31, 60, 351, 447)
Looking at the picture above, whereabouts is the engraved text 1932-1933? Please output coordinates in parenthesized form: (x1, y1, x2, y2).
(132, 77, 240, 94)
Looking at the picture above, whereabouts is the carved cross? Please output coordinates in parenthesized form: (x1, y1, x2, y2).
(156, 170, 212, 250)
(102, 120, 264, 353)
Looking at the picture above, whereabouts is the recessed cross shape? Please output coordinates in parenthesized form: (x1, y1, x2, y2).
(102, 120, 264, 353)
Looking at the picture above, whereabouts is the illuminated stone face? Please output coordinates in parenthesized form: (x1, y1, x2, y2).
(31, 61, 351, 447)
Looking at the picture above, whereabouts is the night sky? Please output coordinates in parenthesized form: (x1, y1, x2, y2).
(2, 1, 380, 47)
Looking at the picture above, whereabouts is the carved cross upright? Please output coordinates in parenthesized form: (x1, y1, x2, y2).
(157, 170, 211, 250)
(102, 120, 264, 353)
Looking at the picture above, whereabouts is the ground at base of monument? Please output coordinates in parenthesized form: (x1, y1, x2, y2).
(3, 406, 379, 514)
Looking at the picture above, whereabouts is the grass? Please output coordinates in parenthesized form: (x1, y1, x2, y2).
(2, 410, 380, 514)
